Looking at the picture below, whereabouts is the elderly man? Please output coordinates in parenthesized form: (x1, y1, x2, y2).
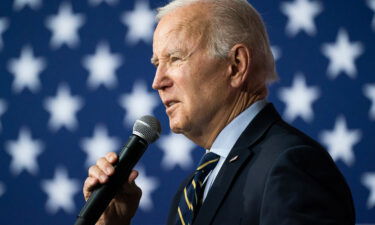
(83, 0, 355, 224)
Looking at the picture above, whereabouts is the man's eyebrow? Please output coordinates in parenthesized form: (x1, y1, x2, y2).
(150, 49, 190, 65)
(169, 49, 185, 55)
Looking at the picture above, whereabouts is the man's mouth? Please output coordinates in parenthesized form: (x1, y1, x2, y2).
(166, 101, 177, 108)
(164, 100, 179, 108)
(164, 100, 180, 115)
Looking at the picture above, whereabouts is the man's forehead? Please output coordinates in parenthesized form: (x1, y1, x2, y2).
(154, 11, 210, 45)
(155, 2, 211, 36)
(152, 3, 212, 60)
(152, 27, 206, 61)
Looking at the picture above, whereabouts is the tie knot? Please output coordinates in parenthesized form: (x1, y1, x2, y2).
(196, 151, 220, 172)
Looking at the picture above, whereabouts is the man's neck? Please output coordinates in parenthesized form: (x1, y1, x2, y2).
(191, 92, 265, 149)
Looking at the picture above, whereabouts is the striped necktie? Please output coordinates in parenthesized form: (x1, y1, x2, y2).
(176, 151, 220, 225)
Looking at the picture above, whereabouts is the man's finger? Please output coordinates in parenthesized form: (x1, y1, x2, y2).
(83, 177, 98, 200)
(97, 157, 115, 176)
(88, 165, 108, 183)
(128, 170, 139, 184)
(105, 152, 118, 164)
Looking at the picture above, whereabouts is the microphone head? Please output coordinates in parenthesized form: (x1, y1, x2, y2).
(133, 115, 161, 144)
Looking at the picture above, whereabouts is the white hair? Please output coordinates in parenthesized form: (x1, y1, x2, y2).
(156, 0, 278, 84)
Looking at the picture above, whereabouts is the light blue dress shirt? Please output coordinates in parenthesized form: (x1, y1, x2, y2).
(203, 99, 268, 200)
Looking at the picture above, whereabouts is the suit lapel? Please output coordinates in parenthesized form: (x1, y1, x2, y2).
(194, 146, 253, 225)
(193, 103, 281, 225)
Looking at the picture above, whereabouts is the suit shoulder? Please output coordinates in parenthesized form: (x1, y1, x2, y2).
(263, 119, 324, 151)
(255, 121, 355, 223)
(251, 119, 344, 185)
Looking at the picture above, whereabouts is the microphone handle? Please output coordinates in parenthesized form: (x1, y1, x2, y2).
(74, 135, 148, 225)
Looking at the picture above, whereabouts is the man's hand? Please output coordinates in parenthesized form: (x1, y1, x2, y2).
(83, 152, 142, 225)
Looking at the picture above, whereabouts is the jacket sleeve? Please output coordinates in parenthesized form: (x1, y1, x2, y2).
(259, 145, 355, 225)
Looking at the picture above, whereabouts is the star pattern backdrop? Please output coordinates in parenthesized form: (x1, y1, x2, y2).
(0, 0, 374, 224)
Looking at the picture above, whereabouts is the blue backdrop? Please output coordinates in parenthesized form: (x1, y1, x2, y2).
(0, 0, 374, 224)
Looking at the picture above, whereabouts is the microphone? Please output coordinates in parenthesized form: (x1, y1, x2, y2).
(74, 115, 161, 225)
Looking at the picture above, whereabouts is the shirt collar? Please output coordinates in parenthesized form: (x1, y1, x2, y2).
(209, 99, 268, 158)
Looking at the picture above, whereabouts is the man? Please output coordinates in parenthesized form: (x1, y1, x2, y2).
(83, 0, 355, 224)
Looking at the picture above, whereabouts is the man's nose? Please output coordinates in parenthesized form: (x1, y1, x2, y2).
(152, 64, 171, 91)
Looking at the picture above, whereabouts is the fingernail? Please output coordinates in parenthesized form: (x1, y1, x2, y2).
(109, 155, 115, 162)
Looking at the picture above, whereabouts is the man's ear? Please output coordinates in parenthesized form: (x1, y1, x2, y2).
(227, 44, 251, 88)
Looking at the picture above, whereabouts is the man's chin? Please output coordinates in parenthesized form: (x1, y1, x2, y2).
(170, 124, 183, 134)
(169, 119, 185, 134)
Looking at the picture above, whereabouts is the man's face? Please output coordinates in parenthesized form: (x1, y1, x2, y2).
(151, 7, 232, 140)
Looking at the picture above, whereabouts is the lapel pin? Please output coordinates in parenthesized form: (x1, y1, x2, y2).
(229, 155, 239, 163)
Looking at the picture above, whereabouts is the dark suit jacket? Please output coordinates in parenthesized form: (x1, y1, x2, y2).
(166, 104, 355, 225)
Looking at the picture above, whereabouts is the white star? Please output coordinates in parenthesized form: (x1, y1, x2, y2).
(81, 125, 120, 167)
(0, 18, 9, 50)
(44, 84, 83, 131)
(0, 99, 7, 132)
(41, 167, 80, 214)
(135, 166, 159, 211)
(119, 81, 159, 126)
(121, 0, 156, 45)
(364, 84, 375, 120)
(321, 29, 364, 79)
(13, 0, 42, 11)
(271, 45, 282, 61)
(7, 46, 46, 93)
(158, 133, 195, 170)
(368, 0, 375, 31)
(88, 0, 118, 7)
(0, 182, 5, 197)
(83, 42, 122, 90)
(5, 127, 43, 176)
(320, 116, 361, 167)
(280, 0, 323, 37)
(278, 73, 320, 123)
(45, 3, 85, 49)
(362, 172, 375, 209)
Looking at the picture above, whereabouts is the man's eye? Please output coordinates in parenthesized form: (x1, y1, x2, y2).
(171, 56, 180, 62)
